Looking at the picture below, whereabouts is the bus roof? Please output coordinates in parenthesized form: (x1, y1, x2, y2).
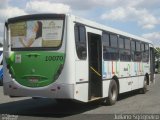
(69, 14, 152, 44)
(7, 13, 152, 44)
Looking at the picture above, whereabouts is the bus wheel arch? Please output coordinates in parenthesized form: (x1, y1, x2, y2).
(104, 76, 119, 105)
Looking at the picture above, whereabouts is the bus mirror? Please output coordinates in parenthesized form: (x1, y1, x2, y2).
(5, 22, 8, 29)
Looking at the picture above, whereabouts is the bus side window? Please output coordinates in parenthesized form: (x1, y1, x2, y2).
(131, 40, 136, 61)
(109, 34, 119, 60)
(134, 41, 142, 61)
(119, 37, 131, 61)
(102, 33, 110, 60)
(142, 43, 149, 62)
(103, 33, 119, 61)
(74, 24, 87, 60)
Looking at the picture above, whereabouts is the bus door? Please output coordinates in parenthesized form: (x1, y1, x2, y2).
(150, 47, 155, 83)
(88, 32, 102, 100)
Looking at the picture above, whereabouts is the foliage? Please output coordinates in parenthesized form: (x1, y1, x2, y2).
(154, 47, 160, 60)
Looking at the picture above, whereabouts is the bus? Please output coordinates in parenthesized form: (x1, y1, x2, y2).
(0, 47, 3, 85)
(3, 14, 155, 105)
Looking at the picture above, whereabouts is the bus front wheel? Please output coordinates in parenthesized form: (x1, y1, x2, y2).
(105, 80, 118, 105)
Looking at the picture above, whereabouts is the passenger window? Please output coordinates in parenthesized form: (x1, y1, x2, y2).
(102, 33, 109, 47)
(119, 37, 124, 49)
(136, 41, 141, 52)
(131, 41, 136, 51)
(141, 43, 145, 51)
(125, 38, 130, 49)
(103, 32, 119, 61)
(74, 24, 87, 60)
(134, 41, 142, 61)
(119, 37, 131, 61)
(110, 34, 118, 48)
(142, 43, 149, 62)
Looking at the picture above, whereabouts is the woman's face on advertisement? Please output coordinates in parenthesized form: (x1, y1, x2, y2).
(33, 22, 39, 33)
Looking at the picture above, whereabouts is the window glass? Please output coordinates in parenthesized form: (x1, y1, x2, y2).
(141, 43, 145, 51)
(75, 26, 79, 42)
(125, 38, 130, 49)
(102, 33, 109, 47)
(10, 20, 64, 48)
(131, 40, 135, 51)
(142, 43, 149, 62)
(133, 41, 142, 61)
(110, 34, 118, 48)
(79, 26, 86, 43)
(119, 37, 124, 49)
(136, 41, 141, 51)
(120, 49, 131, 61)
(134, 51, 142, 61)
(145, 44, 149, 50)
(74, 24, 87, 60)
(103, 48, 119, 60)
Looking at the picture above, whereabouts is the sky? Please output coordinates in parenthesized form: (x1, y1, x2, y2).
(0, 0, 160, 46)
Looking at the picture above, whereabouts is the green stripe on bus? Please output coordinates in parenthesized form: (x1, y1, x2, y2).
(7, 51, 65, 87)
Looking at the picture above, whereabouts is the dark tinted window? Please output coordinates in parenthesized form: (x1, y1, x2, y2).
(119, 37, 124, 49)
(74, 24, 87, 60)
(119, 37, 131, 61)
(103, 32, 119, 60)
(132, 41, 141, 61)
(131, 40, 136, 51)
(142, 43, 149, 62)
(79, 26, 86, 43)
(141, 43, 145, 51)
(75, 26, 79, 42)
(125, 38, 130, 49)
(110, 34, 118, 47)
(102, 33, 109, 47)
(145, 44, 149, 50)
(136, 41, 141, 51)
(134, 51, 141, 61)
(120, 49, 131, 61)
(103, 48, 119, 60)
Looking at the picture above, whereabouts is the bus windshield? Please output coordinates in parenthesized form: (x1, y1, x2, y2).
(9, 19, 64, 49)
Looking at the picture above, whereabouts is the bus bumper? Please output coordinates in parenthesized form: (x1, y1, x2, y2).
(3, 80, 74, 99)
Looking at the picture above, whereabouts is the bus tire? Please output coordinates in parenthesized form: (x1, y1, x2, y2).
(105, 80, 118, 105)
(140, 77, 148, 94)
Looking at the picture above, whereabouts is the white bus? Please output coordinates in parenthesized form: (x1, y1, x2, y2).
(3, 14, 155, 105)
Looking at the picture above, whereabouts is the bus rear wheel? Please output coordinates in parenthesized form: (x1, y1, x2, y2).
(140, 77, 148, 94)
(104, 80, 118, 105)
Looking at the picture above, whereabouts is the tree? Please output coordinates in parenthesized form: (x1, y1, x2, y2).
(155, 47, 160, 61)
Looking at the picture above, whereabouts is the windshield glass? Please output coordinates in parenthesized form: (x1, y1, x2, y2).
(9, 19, 64, 49)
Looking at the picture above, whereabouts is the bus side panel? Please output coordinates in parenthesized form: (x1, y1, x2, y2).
(131, 77, 140, 90)
(119, 78, 132, 93)
(138, 76, 144, 88)
(75, 83, 88, 102)
(119, 62, 132, 93)
(75, 61, 89, 102)
(102, 80, 110, 97)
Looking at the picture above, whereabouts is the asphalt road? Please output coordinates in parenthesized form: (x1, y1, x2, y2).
(0, 74, 160, 120)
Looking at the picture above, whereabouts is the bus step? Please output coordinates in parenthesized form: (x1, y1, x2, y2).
(89, 96, 101, 101)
